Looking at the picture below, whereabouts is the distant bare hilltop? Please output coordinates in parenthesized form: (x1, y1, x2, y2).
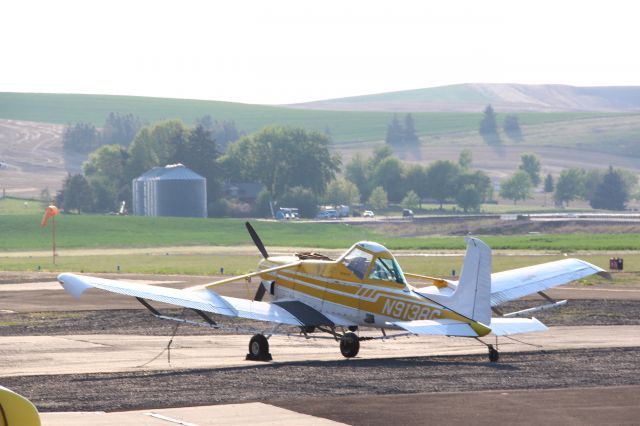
(286, 83, 640, 113)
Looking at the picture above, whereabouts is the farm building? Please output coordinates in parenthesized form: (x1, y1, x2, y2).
(132, 164, 207, 218)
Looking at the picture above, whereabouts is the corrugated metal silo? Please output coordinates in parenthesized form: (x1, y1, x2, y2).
(132, 164, 207, 218)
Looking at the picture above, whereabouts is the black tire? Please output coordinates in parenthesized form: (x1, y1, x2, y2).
(488, 344, 499, 363)
(248, 334, 269, 360)
(340, 332, 360, 358)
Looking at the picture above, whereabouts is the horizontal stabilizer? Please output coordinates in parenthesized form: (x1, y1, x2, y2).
(489, 317, 548, 336)
(391, 319, 479, 337)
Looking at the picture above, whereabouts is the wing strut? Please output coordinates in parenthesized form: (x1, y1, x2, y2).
(501, 291, 568, 318)
(137, 297, 161, 315)
(136, 297, 217, 325)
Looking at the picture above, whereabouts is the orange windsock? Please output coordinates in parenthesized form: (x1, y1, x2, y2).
(40, 205, 59, 228)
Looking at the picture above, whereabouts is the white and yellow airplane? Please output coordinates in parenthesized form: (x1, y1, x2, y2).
(58, 222, 609, 362)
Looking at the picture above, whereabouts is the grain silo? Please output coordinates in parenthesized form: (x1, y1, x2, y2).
(132, 164, 207, 218)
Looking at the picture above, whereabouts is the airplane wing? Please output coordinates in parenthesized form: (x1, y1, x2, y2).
(58, 272, 305, 326)
(415, 258, 609, 307)
(490, 258, 610, 306)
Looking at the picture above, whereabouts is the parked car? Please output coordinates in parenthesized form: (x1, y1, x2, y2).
(363, 210, 375, 218)
(316, 209, 338, 219)
(402, 208, 414, 218)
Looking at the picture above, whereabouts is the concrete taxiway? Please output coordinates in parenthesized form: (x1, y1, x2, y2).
(2, 325, 639, 377)
(40, 402, 347, 426)
(38, 386, 640, 426)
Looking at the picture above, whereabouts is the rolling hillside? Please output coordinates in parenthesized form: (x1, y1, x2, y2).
(2, 90, 640, 199)
(289, 83, 640, 113)
(0, 92, 616, 144)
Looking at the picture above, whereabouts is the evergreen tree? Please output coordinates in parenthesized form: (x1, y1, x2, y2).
(403, 113, 419, 144)
(589, 166, 628, 210)
(385, 114, 403, 145)
(56, 173, 94, 213)
(479, 105, 500, 145)
(503, 114, 522, 141)
(479, 105, 498, 135)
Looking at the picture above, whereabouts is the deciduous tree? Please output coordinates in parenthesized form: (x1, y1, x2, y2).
(500, 170, 532, 205)
(424, 160, 460, 209)
(553, 168, 585, 207)
(368, 186, 388, 210)
(518, 153, 541, 187)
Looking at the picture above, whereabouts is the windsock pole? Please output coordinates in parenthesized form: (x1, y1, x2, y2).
(52, 215, 56, 264)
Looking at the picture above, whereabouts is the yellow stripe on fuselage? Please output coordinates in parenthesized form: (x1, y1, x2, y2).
(261, 262, 468, 323)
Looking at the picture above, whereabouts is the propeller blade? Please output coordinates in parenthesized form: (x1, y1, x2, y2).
(246, 222, 269, 259)
(253, 282, 267, 301)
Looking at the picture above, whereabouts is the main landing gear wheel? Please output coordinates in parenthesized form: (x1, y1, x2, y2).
(246, 334, 272, 361)
(488, 344, 499, 363)
(340, 332, 360, 358)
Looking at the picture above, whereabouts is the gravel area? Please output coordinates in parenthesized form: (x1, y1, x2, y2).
(4, 347, 639, 412)
(2, 299, 639, 337)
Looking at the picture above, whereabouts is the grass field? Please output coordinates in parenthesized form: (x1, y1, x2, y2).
(0, 251, 630, 285)
(0, 197, 44, 215)
(0, 93, 621, 144)
(3, 214, 640, 252)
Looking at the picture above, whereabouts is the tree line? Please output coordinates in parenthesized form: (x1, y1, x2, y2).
(56, 121, 339, 217)
(56, 113, 637, 217)
(62, 113, 144, 153)
(62, 113, 241, 154)
(499, 154, 637, 210)
(344, 147, 492, 212)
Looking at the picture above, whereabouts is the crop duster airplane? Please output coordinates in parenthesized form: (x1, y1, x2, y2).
(58, 222, 609, 362)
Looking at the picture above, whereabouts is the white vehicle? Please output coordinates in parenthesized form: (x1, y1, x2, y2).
(317, 209, 338, 219)
(363, 210, 375, 218)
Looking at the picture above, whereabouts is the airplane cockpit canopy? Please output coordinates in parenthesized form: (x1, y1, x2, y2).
(341, 241, 407, 285)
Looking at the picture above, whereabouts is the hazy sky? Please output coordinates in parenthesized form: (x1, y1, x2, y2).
(3, 0, 638, 104)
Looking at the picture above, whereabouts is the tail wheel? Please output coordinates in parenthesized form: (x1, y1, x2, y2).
(339, 332, 360, 358)
(246, 334, 272, 361)
(488, 344, 499, 363)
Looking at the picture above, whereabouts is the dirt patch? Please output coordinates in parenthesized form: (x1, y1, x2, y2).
(0, 119, 83, 198)
(367, 218, 640, 237)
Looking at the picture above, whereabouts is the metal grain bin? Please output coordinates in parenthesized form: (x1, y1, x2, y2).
(132, 164, 207, 218)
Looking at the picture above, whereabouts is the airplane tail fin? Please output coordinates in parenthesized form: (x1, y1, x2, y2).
(424, 237, 492, 325)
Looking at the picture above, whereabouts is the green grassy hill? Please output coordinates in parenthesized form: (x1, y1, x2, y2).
(0, 92, 616, 144)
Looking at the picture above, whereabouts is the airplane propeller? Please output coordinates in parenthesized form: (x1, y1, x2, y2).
(246, 221, 270, 259)
(245, 221, 271, 302)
